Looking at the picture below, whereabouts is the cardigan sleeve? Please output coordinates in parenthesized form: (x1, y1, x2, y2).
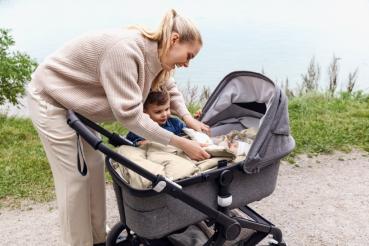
(99, 39, 174, 145)
(165, 77, 191, 118)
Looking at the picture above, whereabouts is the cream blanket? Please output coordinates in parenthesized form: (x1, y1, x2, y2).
(114, 142, 236, 189)
(114, 128, 257, 189)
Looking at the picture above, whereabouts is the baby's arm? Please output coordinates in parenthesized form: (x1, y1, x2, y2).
(126, 131, 146, 146)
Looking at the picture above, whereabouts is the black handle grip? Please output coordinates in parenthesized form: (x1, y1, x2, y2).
(67, 110, 102, 149)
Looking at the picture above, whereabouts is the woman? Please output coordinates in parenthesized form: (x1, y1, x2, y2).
(27, 9, 210, 246)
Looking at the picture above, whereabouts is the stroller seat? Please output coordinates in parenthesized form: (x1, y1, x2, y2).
(110, 156, 280, 240)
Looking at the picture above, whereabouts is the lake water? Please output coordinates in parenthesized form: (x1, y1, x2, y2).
(1, 0, 369, 116)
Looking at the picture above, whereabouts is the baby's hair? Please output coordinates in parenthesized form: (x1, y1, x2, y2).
(144, 87, 170, 109)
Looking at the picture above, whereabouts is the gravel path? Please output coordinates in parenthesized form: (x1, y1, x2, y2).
(1, 149, 368, 246)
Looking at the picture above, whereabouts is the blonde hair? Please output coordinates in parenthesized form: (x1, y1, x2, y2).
(131, 9, 202, 90)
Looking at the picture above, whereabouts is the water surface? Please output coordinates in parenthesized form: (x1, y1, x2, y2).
(1, 0, 368, 116)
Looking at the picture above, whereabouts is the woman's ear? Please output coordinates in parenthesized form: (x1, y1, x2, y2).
(170, 32, 180, 45)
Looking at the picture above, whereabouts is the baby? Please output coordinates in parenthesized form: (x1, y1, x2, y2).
(188, 110, 258, 156)
(183, 127, 257, 156)
(126, 87, 186, 146)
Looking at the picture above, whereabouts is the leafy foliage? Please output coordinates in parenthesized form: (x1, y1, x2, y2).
(0, 28, 37, 106)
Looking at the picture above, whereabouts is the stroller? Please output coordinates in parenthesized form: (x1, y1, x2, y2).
(67, 71, 295, 246)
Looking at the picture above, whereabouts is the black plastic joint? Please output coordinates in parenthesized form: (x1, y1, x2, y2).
(217, 159, 228, 168)
(219, 170, 233, 186)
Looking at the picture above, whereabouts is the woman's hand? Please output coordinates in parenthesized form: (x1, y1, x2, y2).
(169, 135, 210, 161)
(183, 114, 210, 136)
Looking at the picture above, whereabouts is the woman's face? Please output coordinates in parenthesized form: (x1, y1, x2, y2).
(161, 33, 202, 71)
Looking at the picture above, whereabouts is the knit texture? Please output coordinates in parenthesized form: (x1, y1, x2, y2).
(31, 28, 190, 145)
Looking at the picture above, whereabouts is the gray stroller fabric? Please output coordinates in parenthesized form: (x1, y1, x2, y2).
(119, 158, 280, 239)
(167, 224, 208, 246)
(244, 87, 295, 173)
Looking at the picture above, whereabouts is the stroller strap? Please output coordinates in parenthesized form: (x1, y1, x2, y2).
(77, 134, 88, 176)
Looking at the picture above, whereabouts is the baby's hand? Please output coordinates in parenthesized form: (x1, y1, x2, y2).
(137, 140, 149, 146)
(194, 109, 202, 119)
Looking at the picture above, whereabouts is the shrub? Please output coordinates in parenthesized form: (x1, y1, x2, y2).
(328, 55, 340, 97)
(300, 56, 320, 94)
(0, 28, 37, 106)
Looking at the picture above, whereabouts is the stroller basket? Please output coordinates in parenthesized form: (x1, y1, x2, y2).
(67, 71, 295, 246)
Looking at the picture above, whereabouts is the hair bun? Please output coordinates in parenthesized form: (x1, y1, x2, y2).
(171, 9, 178, 18)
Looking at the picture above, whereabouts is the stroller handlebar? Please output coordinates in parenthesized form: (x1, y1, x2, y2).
(66, 110, 102, 149)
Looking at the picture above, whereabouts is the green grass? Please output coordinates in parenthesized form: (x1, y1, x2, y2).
(289, 92, 369, 157)
(0, 117, 127, 207)
(1, 92, 369, 206)
(0, 115, 54, 207)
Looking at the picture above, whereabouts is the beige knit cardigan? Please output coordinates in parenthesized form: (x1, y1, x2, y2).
(31, 28, 190, 145)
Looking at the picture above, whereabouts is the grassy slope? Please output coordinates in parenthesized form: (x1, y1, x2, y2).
(289, 93, 369, 157)
(0, 115, 54, 205)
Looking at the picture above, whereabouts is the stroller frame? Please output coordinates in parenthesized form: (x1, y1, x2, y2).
(67, 110, 287, 246)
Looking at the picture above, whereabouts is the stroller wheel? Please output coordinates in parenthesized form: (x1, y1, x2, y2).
(106, 222, 128, 246)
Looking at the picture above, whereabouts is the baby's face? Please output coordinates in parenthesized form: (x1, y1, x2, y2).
(145, 101, 171, 125)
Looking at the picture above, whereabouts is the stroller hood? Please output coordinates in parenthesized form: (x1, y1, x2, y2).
(200, 71, 295, 173)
